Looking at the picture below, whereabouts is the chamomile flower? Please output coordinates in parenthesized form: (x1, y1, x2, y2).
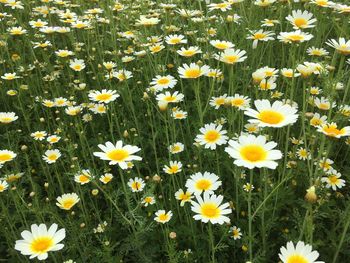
(88, 89, 120, 104)
(142, 196, 156, 207)
(31, 131, 47, 141)
(326, 38, 350, 55)
(150, 75, 177, 92)
(56, 193, 80, 210)
(244, 100, 299, 128)
(0, 112, 18, 124)
(42, 149, 61, 164)
(228, 94, 251, 109)
(185, 172, 222, 195)
(191, 192, 232, 225)
(128, 177, 145, 192)
(225, 134, 283, 169)
(1, 72, 21, 80)
(47, 135, 61, 144)
(165, 34, 187, 45)
(246, 29, 274, 49)
(286, 10, 317, 30)
(278, 30, 313, 43)
(154, 210, 173, 224)
(15, 223, 66, 261)
(210, 40, 235, 50)
(210, 94, 228, 109)
(163, 161, 182, 174)
(214, 48, 247, 64)
(69, 59, 85, 71)
(317, 122, 350, 138)
(0, 180, 9, 192)
(229, 226, 242, 240)
(55, 49, 74, 57)
(175, 189, 193, 206)
(321, 169, 345, 190)
(314, 97, 336, 110)
(195, 123, 228, 150)
(307, 47, 329, 57)
(74, 170, 92, 185)
(169, 142, 184, 154)
(93, 141, 142, 169)
(99, 173, 113, 184)
(279, 241, 324, 263)
(156, 91, 184, 104)
(178, 63, 210, 79)
(177, 46, 202, 57)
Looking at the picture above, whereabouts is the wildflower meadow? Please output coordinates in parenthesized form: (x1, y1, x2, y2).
(1, 0, 350, 262)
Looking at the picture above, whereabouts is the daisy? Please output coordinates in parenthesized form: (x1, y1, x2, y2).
(177, 46, 202, 57)
(296, 147, 310, 160)
(150, 75, 177, 92)
(317, 122, 350, 138)
(169, 142, 184, 154)
(227, 95, 251, 110)
(244, 100, 299, 128)
(0, 150, 17, 164)
(278, 30, 313, 43)
(47, 135, 61, 144)
(311, 0, 334, 7)
(314, 97, 336, 110)
(93, 141, 142, 169)
(165, 34, 187, 45)
(74, 170, 92, 185)
(154, 210, 173, 224)
(214, 48, 247, 64)
(321, 169, 345, 190)
(286, 10, 317, 30)
(307, 47, 329, 57)
(56, 193, 80, 210)
(171, 109, 187, 119)
(15, 223, 66, 261)
(279, 241, 324, 263)
(110, 69, 133, 81)
(175, 189, 193, 206)
(195, 123, 228, 150)
(135, 16, 160, 26)
(318, 158, 334, 171)
(225, 134, 283, 169)
(191, 192, 232, 225)
(127, 177, 145, 192)
(1, 72, 21, 80)
(103, 61, 117, 70)
(163, 161, 182, 174)
(149, 43, 165, 54)
(208, 2, 232, 12)
(326, 38, 350, 55)
(258, 78, 277, 91)
(254, 0, 276, 7)
(261, 18, 280, 27)
(0, 180, 9, 192)
(245, 123, 260, 134)
(246, 30, 274, 49)
(69, 59, 85, 71)
(88, 89, 120, 104)
(42, 149, 61, 164)
(281, 68, 301, 78)
(178, 63, 210, 79)
(229, 226, 242, 240)
(31, 131, 47, 141)
(210, 40, 235, 50)
(8, 26, 27, 35)
(156, 91, 184, 103)
(55, 49, 74, 57)
(99, 173, 113, 184)
(210, 94, 228, 109)
(141, 196, 156, 207)
(243, 183, 255, 192)
(185, 172, 222, 195)
(0, 112, 18, 124)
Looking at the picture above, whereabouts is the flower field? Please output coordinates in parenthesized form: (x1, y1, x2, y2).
(1, 0, 350, 262)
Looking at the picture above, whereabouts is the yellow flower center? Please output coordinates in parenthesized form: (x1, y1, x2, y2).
(96, 93, 112, 101)
(254, 33, 266, 40)
(107, 149, 129, 161)
(184, 68, 201, 78)
(159, 214, 169, 221)
(182, 50, 195, 56)
(204, 130, 220, 143)
(328, 175, 338, 184)
(224, 55, 238, 64)
(0, 153, 12, 162)
(168, 165, 179, 174)
(322, 125, 345, 136)
(287, 254, 309, 263)
(157, 78, 170, 85)
(240, 145, 267, 162)
(79, 175, 89, 183)
(258, 110, 285, 124)
(287, 34, 304, 42)
(132, 182, 141, 190)
(62, 199, 75, 209)
(144, 197, 153, 203)
(169, 38, 181, 44)
(214, 43, 229, 49)
(231, 98, 245, 107)
(30, 237, 54, 254)
(47, 154, 58, 161)
(196, 179, 212, 190)
(201, 203, 220, 218)
(294, 18, 307, 28)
